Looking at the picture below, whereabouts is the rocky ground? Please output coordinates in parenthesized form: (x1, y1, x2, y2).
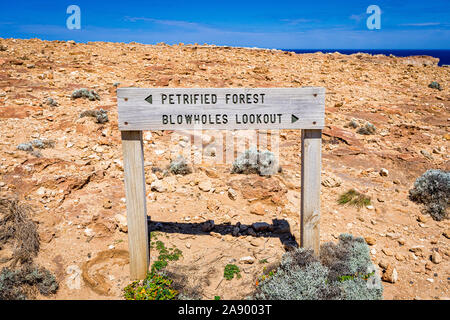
(0, 38, 448, 300)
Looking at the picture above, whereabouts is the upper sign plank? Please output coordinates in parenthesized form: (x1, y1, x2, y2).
(117, 87, 325, 131)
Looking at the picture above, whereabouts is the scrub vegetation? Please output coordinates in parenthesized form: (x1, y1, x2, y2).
(251, 234, 383, 300)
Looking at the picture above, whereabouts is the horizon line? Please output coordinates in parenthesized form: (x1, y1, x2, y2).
(1, 37, 449, 51)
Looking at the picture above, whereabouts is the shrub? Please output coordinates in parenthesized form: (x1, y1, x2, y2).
(224, 264, 241, 280)
(428, 81, 442, 91)
(169, 155, 192, 175)
(0, 265, 58, 300)
(150, 240, 182, 274)
(347, 119, 359, 129)
(79, 109, 108, 124)
(124, 237, 183, 300)
(71, 88, 100, 101)
(251, 234, 383, 300)
(231, 147, 280, 176)
(357, 122, 376, 135)
(0, 197, 59, 300)
(123, 272, 178, 300)
(409, 169, 449, 221)
(0, 197, 40, 266)
(17, 139, 55, 153)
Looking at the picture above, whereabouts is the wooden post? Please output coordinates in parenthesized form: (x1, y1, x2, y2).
(300, 129, 322, 255)
(121, 130, 149, 279)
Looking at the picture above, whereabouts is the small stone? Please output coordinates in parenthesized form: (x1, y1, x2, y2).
(103, 199, 112, 209)
(198, 180, 212, 192)
(114, 214, 128, 233)
(227, 188, 238, 200)
(321, 175, 342, 188)
(36, 187, 46, 196)
(395, 253, 405, 261)
(84, 228, 95, 237)
(239, 256, 255, 264)
(378, 260, 389, 270)
(379, 168, 389, 177)
(420, 150, 433, 160)
(425, 261, 433, 270)
(221, 214, 231, 225)
(431, 251, 442, 264)
(151, 179, 167, 193)
(386, 232, 401, 240)
(364, 236, 376, 246)
(417, 214, 428, 223)
(410, 245, 424, 253)
(398, 238, 406, 245)
(210, 232, 221, 238)
(382, 265, 398, 283)
(382, 248, 394, 256)
(250, 203, 267, 216)
(185, 243, 191, 249)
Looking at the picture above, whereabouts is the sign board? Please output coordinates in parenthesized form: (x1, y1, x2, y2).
(117, 87, 325, 131)
(117, 87, 325, 280)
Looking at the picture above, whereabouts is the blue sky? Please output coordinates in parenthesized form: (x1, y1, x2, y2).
(0, 0, 449, 49)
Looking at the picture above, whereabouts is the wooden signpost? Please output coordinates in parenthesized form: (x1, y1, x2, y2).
(117, 87, 325, 279)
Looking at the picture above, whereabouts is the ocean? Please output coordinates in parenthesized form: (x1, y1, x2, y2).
(282, 49, 450, 66)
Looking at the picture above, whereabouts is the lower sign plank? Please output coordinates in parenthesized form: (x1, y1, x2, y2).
(117, 87, 325, 131)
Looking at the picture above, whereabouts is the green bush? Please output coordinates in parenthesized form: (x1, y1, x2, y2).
(124, 237, 183, 300)
(409, 169, 449, 221)
(123, 272, 178, 300)
(224, 264, 241, 280)
(251, 234, 383, 300)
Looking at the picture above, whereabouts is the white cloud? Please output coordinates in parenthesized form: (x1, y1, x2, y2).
(349, 13, 365, 22)
(280, 18, 316, 26)
(399, 22, 441, 27)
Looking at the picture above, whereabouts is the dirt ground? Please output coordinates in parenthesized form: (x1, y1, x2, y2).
(0, 38, 448, 300)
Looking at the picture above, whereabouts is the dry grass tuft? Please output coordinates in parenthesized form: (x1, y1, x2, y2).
(337, 189, 371, 209)
(0, 196, 40, 266)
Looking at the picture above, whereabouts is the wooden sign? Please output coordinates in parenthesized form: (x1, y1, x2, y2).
(117, 87, 325, 130)
(117, 87, 325, 280)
